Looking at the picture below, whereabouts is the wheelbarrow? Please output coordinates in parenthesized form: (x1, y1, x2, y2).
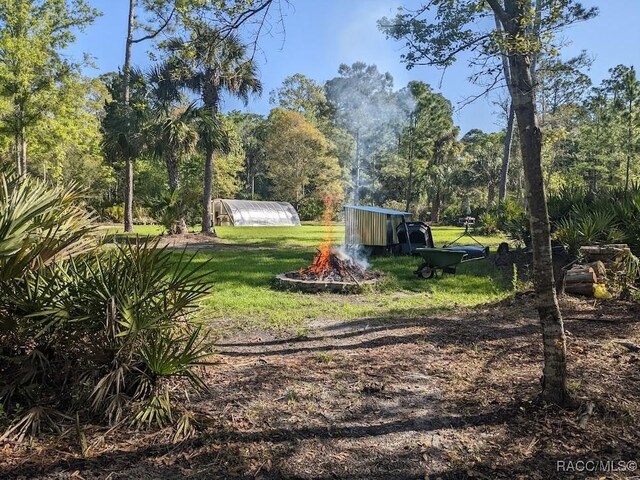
(414, 246, 489, 279)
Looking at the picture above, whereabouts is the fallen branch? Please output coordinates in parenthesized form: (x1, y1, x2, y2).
(614, 340, 640, 352)
(578, 401, 595, 428)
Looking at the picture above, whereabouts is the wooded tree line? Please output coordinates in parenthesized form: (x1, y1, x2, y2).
(0, 0, 637, 416)
(0, 2, 636, 236)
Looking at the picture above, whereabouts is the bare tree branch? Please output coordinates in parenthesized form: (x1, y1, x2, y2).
(132, 7, 176, 44)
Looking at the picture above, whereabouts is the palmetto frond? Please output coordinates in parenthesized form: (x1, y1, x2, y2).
(0, 171, 96, 283)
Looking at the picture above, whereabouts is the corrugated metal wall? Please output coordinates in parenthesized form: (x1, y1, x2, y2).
(345, 207, 399, 246)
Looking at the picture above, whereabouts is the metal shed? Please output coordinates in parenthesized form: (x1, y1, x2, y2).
(344, 205, 412, 248)
(212, 199, 301, 226)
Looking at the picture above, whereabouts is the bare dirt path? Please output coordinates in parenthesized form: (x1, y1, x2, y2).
(3, 296, 639, 479)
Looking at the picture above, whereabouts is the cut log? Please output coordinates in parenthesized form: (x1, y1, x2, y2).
(565, 282, 595, 296)
(585, 260, 606, 278)
(565, 270, 597, 284)
(580, 245, 631, 261)
(614, 340, 640, 352)
(566, 266, 594, 274)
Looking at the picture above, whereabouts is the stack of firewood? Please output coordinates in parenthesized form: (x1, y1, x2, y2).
(564, 244, 633, 297)
(563, 260, 606, 296)
(579, 244, 632, 263)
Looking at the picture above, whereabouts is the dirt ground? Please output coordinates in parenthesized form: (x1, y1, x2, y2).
(2, 295, 639, 480)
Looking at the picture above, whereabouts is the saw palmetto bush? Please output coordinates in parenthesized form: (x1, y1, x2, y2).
(555, 206, 625, 256)
(551, 185, 640, 256)
(0, 172, 213, 440)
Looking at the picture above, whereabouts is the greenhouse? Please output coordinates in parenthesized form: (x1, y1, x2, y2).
(212, 199, 301, 226)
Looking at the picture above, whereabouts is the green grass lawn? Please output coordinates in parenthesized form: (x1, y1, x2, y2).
(98, 223, 505, 249)
(106, 224, 509, 334)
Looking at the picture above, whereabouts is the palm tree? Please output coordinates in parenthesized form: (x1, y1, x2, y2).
(166, 26, 262, 235)
(102, 69, 148, 221)
(146, 65, 199, 234)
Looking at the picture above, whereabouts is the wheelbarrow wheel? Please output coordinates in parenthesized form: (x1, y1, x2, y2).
(418, 265, 436, 279)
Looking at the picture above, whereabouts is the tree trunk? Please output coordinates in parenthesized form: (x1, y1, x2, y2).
(508, 51, 568, 406)
(487, 182, 496, 209)
(14, 133, 22, 176)
(122, 0, 136, 233)
(625, 97, 632, 191)
(201, 146, 215, 235)
(499, 103, 515, 203)
(494, 12, 514, 204)
(17, 126, 27, 176)
(405, 154, 414, 213)
(166, 152, 187, 235)
(405, 117, 416, 212)
(123, 159, 134, 232)
(251, 174, 255, 200)
(431, 187, 441, 223)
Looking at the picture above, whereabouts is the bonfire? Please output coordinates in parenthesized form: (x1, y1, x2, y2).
(295, 244, 380, 283)
(283, 196, 381, 286)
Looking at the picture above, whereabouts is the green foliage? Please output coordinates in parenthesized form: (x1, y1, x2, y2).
(497, 199, 531, 249)
(269, 73, 331, 123)
(477, 212, 500, 236)
(152, 190, 183, 233)
(0, 175, 213, 439)
(0, 0, 100, 173)
(0, 171, 95, 283)
(298, 197, 325, 221)
(264, 108, 343, 208)
(551, 185, 640, 255)
(103, 204, 125, 223)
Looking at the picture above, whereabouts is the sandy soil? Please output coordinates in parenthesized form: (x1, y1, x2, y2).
(2, 295, 639, 479)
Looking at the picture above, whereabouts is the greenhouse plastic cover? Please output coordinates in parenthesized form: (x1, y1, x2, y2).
(216, 199, 301, 226)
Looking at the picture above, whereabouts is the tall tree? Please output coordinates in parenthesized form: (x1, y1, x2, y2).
(120, 0, 178, 232)
(493, 12, 515, 204)
(29, 75, 110, 189)
(227, 111, 268, 199)
(604, 65, 639, 191)
(263, 108, 342, 210)
(380, 0, 597, 405)
(409, 81, 457, 220)
(0, 0, 98, 176)
(166, 25, 261, 235)
(269, 73, 331, 123)
(146, 64, 198, 234)
(462, 129, 504, 208)
(101, 69, 149, 214)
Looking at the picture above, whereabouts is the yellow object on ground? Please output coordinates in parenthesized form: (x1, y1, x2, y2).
(594, 283, 612, 299)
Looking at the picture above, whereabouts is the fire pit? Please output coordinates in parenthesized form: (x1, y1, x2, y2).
(277, 196, 381, 293)
(276, 245, 382, 293)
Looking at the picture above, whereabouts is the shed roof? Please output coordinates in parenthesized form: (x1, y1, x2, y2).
(344, 205, 411, 216)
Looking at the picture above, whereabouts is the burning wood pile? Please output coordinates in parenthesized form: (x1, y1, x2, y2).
(276, 196, 381, 292)
(292, 245, 380, 284)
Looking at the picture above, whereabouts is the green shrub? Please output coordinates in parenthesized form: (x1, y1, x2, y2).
(0, 172, 213, 440)
(298, 197, 325, 221)
(477, 212, 500, 235)
(103, 204, 125, 223)
(133, 205, 155, 225)
(550, 186, 640, 255)
(152, 190, 184, 234)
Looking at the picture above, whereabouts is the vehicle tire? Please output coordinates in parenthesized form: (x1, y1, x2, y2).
(419, 265, 435, 279)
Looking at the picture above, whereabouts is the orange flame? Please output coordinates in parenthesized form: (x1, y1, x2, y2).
(305, 196, 335, 277)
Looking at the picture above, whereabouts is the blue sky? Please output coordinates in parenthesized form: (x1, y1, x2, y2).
(70, 0, 640, 135)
